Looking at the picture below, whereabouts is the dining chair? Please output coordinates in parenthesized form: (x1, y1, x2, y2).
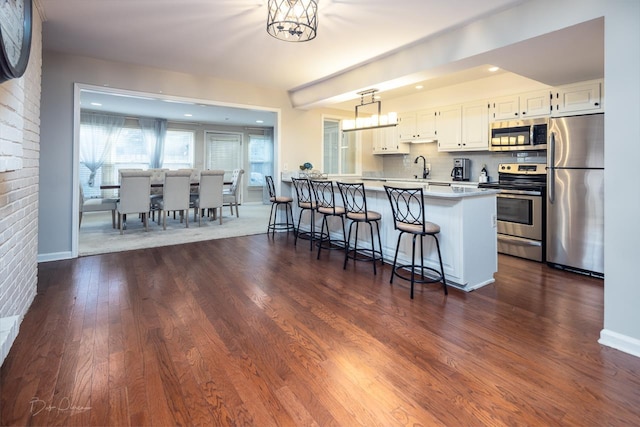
(223, 169, 244, 217)
(116, 170, 153, 234)
(148, 168, 168, 222)
(384, 185, 447, 299)
(79, 184, 117, 228)
(157, 169, 193, 230)
(194, 169, 224, 225)
(337, 181, 384, 274)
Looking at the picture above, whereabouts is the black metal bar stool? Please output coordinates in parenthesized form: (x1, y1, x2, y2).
(310, 179, 347, 260)
(384, 185, 448, 299)
(337, 182, 384, 274)
(292, 177, 324, 251)
(265, 175, 295, 235)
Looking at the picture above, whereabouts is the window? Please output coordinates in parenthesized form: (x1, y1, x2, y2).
(163, 130, 194, 170)
(248, 133, 273, 186)
(204, 131, 242, 181)
(323, 118, 357, 175)
(79, 118, 194, 198)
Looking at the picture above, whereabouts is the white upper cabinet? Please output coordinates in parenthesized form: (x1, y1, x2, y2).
(437, 104, 462, 151)
(416, 108, 438, 140)
(490, 89, 551, 121)
(372, 126, 410, 155)
(461, 100, 489, 150)
(552, 80, 603, 115)
(438, 101, 489, 152)
(397, 112, 417, 141)
(398, 109, 438, 141)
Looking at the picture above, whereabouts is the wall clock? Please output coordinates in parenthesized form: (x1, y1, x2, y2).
(0, 0, 32, 83)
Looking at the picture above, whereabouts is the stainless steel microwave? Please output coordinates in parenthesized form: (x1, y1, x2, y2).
(489, 117, 548, 152)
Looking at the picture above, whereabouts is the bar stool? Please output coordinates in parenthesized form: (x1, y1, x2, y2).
(337, 182, 384, 274)
(292, 177, 322, 251)
(310, 179, 347, 260)
(384, 185, 448, 299)
(265, 175, 295, 235)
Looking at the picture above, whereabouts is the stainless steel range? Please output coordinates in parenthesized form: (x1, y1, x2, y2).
(479, 163, 546, 262)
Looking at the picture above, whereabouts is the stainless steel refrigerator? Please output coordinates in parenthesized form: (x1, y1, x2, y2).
(546, 113, 604, 276)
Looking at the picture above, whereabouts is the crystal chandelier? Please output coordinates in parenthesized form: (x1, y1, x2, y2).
(266, 0, 318, 42)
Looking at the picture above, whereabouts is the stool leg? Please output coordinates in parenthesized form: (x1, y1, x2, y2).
(410, 234, 418, 299)
(433, 235, 448, 295)
(268, 203, 277, 235)
(294, 208, 305, 246)
(390, 232, 403, 284)
(287, 203, 295, 233)
(368, 221, 377, 275)
(343, 221, 355, 270)
(317, 215, 329, 260)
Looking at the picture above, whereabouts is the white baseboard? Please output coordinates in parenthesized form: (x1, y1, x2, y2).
(599, 329, 640, 358)
(38, 251, 74, 263)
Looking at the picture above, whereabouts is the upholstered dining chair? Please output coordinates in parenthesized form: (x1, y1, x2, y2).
(223, 169, 244, 218)
(148, 168, 168, 222)
(79, 184, 117, 228)
(156, 169, 193, 230)
(116, 170, 153, 234)
(194, 169, 224, 225)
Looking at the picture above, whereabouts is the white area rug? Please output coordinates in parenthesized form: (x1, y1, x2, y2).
(79, 203, 271, 256)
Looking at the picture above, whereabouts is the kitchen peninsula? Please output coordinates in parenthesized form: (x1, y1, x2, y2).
(283, 177, 498, 292)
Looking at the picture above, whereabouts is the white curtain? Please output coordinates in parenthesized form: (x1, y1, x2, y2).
(139, 118, 167, 168)
(80, 112, 125, 187)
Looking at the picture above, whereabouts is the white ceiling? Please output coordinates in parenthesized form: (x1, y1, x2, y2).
(39, 0, 604, 125)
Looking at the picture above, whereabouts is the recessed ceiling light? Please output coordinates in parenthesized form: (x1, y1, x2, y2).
(256, 120, 264, 124)
(488, 66, 500, 72)
(184, 113, 192, 117)
(415, 85, 423, 90)
(90, 102, 102, 106)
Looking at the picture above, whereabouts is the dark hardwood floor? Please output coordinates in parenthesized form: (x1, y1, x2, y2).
(2, 233, 639, 426)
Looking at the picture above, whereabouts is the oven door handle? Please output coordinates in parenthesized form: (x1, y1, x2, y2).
(498, 190, 542, 197)
(498, 234, 542, 247)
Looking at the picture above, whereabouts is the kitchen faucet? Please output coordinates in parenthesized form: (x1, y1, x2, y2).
(414, 155, 429, 179)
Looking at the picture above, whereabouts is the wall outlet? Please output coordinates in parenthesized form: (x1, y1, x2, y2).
(426, 163, 431, 173)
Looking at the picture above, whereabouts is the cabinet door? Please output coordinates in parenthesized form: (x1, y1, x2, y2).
(397, 112, 417, 141)
(553, 81, 602, 115)
(490, 95, 519, 121)
(437, 105, 462, 151)
(461, 101, 489, 150)
(416, 108, 437, 139)
(373, 126, 409, 154)
(520, 90, 551, 118)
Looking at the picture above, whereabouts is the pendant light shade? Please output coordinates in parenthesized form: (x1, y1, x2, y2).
(267, 0, 318, 42)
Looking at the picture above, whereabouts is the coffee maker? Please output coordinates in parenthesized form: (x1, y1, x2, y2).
(451, 158, 471, 181)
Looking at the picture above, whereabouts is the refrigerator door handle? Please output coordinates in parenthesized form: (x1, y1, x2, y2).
(548, 132, 555, 204)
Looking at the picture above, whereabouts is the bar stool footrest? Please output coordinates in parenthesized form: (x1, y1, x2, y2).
(392, 264, 444, 284)
(268, 222, 295, 232)
(346, 248, 384, 264)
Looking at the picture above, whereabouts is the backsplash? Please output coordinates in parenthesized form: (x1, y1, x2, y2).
(376, 143, 546, 182)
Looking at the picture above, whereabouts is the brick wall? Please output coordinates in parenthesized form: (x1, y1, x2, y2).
(0, 6, 42, 366)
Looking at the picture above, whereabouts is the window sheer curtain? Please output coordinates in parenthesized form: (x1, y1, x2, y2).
(80, 112, 125, 187)
(139, 118, 168, 168)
